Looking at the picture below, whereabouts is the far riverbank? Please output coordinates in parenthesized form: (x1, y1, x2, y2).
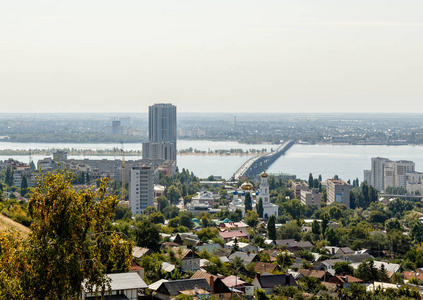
(0, 149, 265, 157)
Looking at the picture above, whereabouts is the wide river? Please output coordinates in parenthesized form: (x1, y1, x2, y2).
(1, 141, 422, 181)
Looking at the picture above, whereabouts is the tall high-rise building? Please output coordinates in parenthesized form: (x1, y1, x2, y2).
(143, 103, 177, 161)
(370, 157, 390, 191)
(149, 103, 177, 144)
(112, 120, 122, 135)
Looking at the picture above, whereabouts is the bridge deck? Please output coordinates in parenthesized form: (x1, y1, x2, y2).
(231, 140, 294, 180)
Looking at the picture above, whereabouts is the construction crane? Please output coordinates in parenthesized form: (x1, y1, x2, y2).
(121, 142, 125, 202)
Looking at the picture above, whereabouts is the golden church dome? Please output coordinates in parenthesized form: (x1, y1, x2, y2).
(241, 180, 254, 191)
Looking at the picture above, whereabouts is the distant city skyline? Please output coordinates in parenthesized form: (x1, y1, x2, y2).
(1, 1, 422, 113)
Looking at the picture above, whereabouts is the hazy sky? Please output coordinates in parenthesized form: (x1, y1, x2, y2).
(1, 1, 422, 113)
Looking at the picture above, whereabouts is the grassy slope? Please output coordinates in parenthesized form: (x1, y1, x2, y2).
(0, 215, 31, 238)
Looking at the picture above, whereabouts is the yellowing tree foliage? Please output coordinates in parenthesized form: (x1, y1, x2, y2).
(0, 170, 133, 299)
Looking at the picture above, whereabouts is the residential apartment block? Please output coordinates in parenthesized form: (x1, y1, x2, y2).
(364, 157, 422, 194)
(326, 179, 350, 208)
(129, 166, 155, 215)
(300, 188, 322, 208)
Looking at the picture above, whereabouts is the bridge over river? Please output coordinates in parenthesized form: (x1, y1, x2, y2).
(230, 140, 295, 181)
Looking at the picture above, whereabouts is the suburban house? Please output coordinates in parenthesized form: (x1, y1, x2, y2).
(153, 278, 212, 300)
(274, 240, 313, 251)
(315, 259, 344, 272)
(252, 274, 297, 294)
(149, 279, 169, 293)
(221, 275, 248, 293)
(129, 259, 145, 279)
(191, 270, 232, 299)
(328, 275, 363, 289)
(197, 243, 222, 254)
(287, 241, 313, 252)
(171, 247, 201, 271)
(325, 246, 354, 257)
(259, 249, 280, 262)
(228, 251, 257, 265)
(219, 231, 249, 242)
(343, 253, 373, 264)
(225, 241, 258, 253)
(297, 269, 332, 281)
(350, 261, 401, 274)
(192, 191, 218, 206)
(219, 221, 250, 233)
(132, 246, 152, 259)
(275, 239, 296, 247)
(81, 272, 148, 300)
(254, 262, 281, 274)
(403, 271, 423, 281)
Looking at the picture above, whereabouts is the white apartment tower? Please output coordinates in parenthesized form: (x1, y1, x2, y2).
(129, 166, 154, 215)
(384, 160, 415, 189)
(371, 157, 390, 191)
(365, 157, 422, 193)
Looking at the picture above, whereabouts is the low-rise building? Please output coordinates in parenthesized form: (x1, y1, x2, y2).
(328, 275, 363, 288)
(228, 251, 257, 265)
(192, 191, 218, 206)
(219, 230, 249, 242)
(225, 241, 258, 253)
(171, 247, 200, 271)
(252, 274, 296, 294)
(81, 272, 147, 300)
(191, 270, 232, 299)
(153, 278, 212, 300)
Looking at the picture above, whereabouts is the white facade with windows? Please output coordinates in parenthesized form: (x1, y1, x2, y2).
(130, 166, 154, 215)
(259, 171, 279, 219)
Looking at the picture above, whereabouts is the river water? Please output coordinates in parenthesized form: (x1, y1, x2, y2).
(1, 141, 422, 181)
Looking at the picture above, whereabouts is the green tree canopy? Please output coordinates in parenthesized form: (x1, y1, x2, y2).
(166, 185, 181, 204)
(267, 215, 276, 240)
(245, 210, 259, 227)
(5, 167, 13, 186)
(134, 218, 161, 252)
(0, 170, 133, 299)
(333, 261, 354, 275)
(20, 175, 28, 196)
(244, 192, 253, 212)
(157, 196, 170, 212)
(256, 198, 264, 218)
(276, 251, 294, 269)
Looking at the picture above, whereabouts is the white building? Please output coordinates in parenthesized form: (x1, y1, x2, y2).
(229, 171, 278, 219)
(130, 166, 154, 215)
(258, 171, 279, 219)
(384, 160, 415, 189)
(406, 172, 423, 194)
(370, 157, 390, 191)
(229, 180, 254, 217)
(192, 190, 218, 206)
